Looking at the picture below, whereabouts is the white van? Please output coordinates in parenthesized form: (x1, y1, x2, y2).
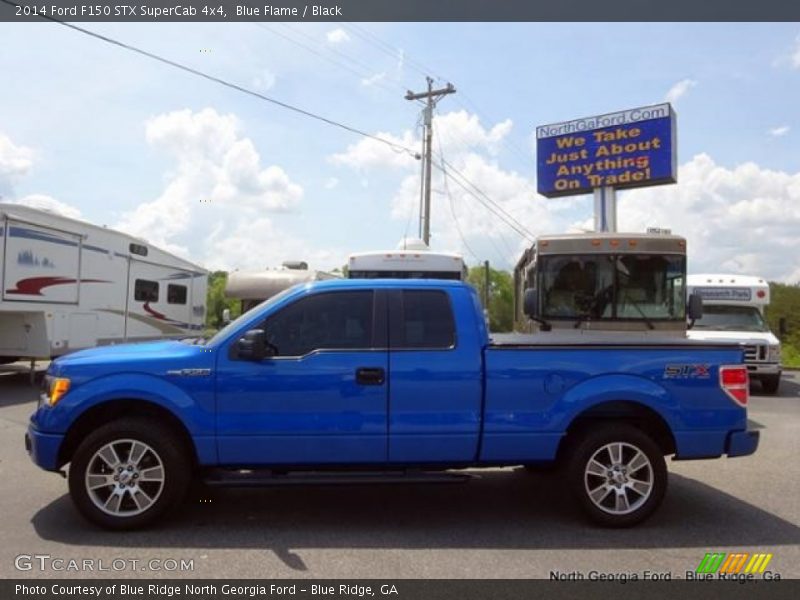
(687, 274, 782, 393)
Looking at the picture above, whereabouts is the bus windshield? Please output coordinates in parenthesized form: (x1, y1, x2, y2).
(539, 254, 686, 321)
(692, 305, 768, 332)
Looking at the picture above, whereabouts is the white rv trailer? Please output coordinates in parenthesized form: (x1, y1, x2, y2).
(687, 273, 782, 393)
(348, 239, 468, 280)
(225, 262, 339, 313)
(0, 203, 208, 362)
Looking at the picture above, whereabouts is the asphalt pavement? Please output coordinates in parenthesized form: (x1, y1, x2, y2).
(1, 363, 797, 579)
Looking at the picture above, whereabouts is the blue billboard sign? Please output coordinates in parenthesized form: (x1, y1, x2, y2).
(536, 103, 677, 198)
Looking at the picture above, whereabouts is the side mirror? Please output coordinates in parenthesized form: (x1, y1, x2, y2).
(523, 288, 538, 319)
(222, 308, 231, 325)
(779, 317, 788, 337)
(687, 293, 703, 321)
(236, 329, 273, 361)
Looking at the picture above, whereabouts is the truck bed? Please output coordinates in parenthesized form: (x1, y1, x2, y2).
(490, 331, 741, 347)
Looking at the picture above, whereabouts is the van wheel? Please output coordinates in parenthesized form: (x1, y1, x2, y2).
(761, 375, 780, 395)
(564, 424, 667, 527)
(68, 418, 190, 530)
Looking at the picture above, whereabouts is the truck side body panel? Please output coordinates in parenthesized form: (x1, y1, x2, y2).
(482, 345, 745, 462)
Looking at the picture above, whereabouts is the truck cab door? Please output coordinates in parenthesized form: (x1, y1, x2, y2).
(215, 290, 388, 465)
(387, 288, 483, 463)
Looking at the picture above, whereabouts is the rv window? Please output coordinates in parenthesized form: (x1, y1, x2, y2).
(167, 284, 187, 305)
(134, 279, 159, 302)
(130, 243, 148, 257)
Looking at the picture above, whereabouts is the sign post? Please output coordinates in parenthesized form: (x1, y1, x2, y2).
(536, 103, 677, 232)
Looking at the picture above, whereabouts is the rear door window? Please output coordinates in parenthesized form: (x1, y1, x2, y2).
(393, 290, 455, 349)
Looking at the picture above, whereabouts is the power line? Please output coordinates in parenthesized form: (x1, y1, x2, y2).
(436, 157, 536, 241)
(254, 23, 404, 96)
(432, 159, 535, 244)
(3, 1, 420, 160)
(433, 123, 479, 263)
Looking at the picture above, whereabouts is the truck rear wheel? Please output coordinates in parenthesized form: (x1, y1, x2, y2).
(68, 418, 190, 530)
(564, 424, 667, 527)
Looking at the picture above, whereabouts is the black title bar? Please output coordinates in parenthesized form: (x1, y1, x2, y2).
(2, 0, 800, 22)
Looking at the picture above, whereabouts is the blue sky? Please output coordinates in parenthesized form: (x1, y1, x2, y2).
(2, 22, 800, 280)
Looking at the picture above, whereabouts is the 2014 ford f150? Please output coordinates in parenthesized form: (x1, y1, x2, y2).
(26, 279, 759, 529)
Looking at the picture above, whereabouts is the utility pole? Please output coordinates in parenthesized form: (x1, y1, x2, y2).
(405, 77, 456, 246)
(483, 260, 491, 310)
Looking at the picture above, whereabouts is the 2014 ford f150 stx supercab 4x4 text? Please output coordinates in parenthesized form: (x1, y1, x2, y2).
(26, 279, 759, 529)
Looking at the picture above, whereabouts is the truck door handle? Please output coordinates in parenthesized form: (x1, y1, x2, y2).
(356, 367, 385, 386)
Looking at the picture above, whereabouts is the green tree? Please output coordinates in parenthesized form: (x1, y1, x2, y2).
(205, 271, 242, 330)
(467, 265, 514, 332)
(766, 281, 800, 367)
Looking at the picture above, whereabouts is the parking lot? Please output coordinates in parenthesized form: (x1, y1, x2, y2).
(1, 364, 798, 579)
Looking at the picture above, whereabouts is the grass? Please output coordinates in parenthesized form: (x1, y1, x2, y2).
(782, 343, 800, 369)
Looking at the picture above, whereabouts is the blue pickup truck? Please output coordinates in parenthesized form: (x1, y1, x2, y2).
(27, 279, 758, 529)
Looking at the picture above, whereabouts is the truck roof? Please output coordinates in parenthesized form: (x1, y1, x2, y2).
(304, 278, 471, 291)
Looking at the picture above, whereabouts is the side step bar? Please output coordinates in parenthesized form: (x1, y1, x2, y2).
(202, 469, 476, 488)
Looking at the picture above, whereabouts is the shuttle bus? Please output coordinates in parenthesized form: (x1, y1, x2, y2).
(347, 239, 468, 281)
(687, 274, 782, 393)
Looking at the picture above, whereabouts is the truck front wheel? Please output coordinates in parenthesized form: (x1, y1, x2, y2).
(761, 375, 780, 395)
(68, 418, 190, 530)
(565, 424, 667, 527)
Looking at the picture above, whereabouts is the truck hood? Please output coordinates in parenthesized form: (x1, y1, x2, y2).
(50, 340, 205, 373)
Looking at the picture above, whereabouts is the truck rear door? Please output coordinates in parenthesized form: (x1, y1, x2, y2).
(387, 288, 483, 463)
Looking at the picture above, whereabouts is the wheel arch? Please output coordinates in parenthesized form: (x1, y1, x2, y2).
(557, 400, 677, 461)
(58, 399, 198, 469)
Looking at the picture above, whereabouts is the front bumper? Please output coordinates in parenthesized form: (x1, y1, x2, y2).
(725, 429, 760, 457)
(25, 424, 64, 471)
(746, 362, 781, 377)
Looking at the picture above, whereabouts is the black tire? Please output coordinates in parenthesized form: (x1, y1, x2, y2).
(563, 423, 667, 528)
(68, 418, 191, 530)
(761, 375, 780, 395)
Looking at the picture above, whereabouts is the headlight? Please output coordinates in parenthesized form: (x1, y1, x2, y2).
(768, 344, 781, 363)
(46, 377, 71, 406)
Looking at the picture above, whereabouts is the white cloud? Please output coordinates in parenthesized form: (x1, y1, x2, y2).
(326, 28, 351, 44)
(251, 70, 276, 91)
(768, 125, 790, 137)
(361, 72, 386, 87)
(116, 108, 303, 262)
(10, 194, 82, 219)
(324, 177, 339, 190)
(792, 35, 800, 69)
(664, 78, 697, 104)
(203, 216, 344, 272)
(0, 133, 34, 194)
(330, 130, 420, 170)
(620, 153, 800, 283)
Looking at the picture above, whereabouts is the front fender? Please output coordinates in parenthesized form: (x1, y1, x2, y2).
(32, 372, 214, 437)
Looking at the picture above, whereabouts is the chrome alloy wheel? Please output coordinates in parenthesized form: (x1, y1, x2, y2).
(583, 442, 654, 516)
(84, 439, 165, 517)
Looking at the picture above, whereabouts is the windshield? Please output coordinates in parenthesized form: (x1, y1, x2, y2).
(539, 253, 686, 321)
(692, 305, 768, 332)
(205, 286, 298, 346)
